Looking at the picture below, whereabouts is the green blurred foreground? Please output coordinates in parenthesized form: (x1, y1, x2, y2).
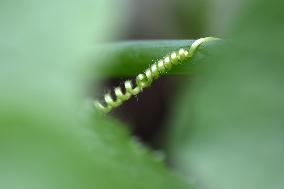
(0, 0, 283, 189)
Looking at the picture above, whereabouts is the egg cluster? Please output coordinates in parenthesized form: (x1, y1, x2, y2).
(95, 37, 219, 113)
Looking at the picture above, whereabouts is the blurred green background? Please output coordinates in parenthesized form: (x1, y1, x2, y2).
(0, 0, 283, 189)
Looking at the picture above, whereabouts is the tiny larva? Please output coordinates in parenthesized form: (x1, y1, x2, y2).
(95, 37, 219, 113)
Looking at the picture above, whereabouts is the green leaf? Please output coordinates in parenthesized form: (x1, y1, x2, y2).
(165, 1, 284, 189)
(93, 39, 220, 77)
(78, 110, 192, 189)
(0, 1, 192, 189)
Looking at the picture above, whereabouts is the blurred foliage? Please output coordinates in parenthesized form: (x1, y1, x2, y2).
(165, 1, 284, 189)
(0, 0, 191, 189)
(1, 0, 283, 189)
(173, 0, 209, 37)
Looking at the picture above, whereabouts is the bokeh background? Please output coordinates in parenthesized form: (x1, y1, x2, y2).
(1, 0, 283, 189)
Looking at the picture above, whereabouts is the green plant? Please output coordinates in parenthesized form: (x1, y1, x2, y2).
(1, 0, 283, 189)
(94, 37, 220, 113)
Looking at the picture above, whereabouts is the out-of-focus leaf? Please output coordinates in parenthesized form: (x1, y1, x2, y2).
(77, 109, 192, 189)
(0, 0, 113, 188)
(165, 0, 284, 189)
(0, 1, 192, 189)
